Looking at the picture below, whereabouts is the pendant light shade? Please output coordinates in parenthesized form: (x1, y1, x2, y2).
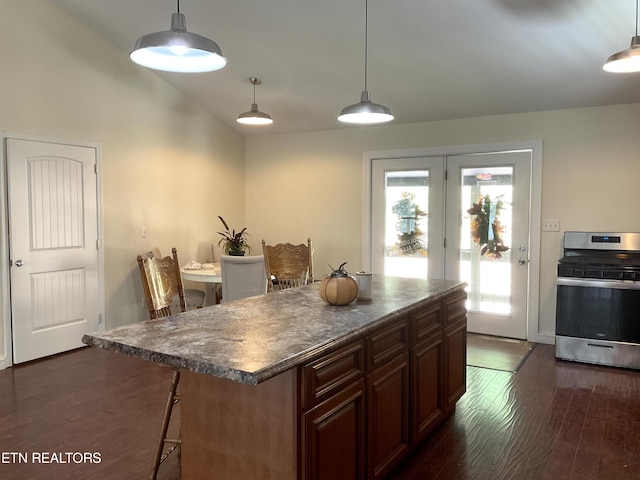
(604, 0, 640, 73)
(338, 0, 394, 125)
(130, 1, 227, 73)
(237, 77, 273, 125)
(338, 90, 394, 124)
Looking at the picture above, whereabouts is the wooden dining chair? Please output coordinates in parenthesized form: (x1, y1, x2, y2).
(136, 247, 203, 480)
(262, 238, 313, 292)
(137, 248, 205, 319)
(220, 255, 268, 303)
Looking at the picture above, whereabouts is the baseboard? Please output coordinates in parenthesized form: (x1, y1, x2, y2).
(0, 355, 11, 370)
(533, 332, 556, 345)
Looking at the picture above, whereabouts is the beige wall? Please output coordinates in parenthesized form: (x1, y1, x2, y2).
(245, 103, 640, 341)
(3, 1, 640, 363)
(0, 1, 245, 365)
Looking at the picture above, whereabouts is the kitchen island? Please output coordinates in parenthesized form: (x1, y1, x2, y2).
(83, 276, 467, 480)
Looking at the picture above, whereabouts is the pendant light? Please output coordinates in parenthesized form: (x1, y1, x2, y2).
(236, 77, 274, 125)
(130, 0, 227, 73)
(604, 0, 640, 73)
(338, 0, 394, 124)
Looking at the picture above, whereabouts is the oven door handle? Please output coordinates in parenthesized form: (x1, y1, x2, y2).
(557, 277, 640, 290)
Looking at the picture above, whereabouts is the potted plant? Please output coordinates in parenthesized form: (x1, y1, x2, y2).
(217, 216, 251, 256)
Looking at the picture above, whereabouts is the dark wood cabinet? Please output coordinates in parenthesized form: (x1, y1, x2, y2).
(410, 301, 444, 445)
(301, 289, 466, 480)
(301, 340, 365, 409)
(365, 319, 409, 370)
(367, 352, 410, 479)
(301, 378, 366, 480)
(443, 292, 467, 414)
(411, 330, 444, 444)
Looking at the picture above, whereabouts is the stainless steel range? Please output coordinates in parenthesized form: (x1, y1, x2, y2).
(555, 231, 640, 369)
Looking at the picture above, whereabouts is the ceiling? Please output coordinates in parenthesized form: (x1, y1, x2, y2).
(50, 0, 640, 137)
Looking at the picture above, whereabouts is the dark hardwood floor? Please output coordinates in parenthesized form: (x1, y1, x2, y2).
(0, 343, 639, 479)
(0, 347, 181, 480)
(393, 344, 640, 480)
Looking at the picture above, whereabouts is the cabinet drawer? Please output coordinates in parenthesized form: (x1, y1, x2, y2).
(444, 291, 467, 325)
(411, 303, 442, 346)
(302, 341, 364, 408)
(366, 321, 409, 371)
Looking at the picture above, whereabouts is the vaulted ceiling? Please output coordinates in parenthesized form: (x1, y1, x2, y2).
(50, 0, 640, 136)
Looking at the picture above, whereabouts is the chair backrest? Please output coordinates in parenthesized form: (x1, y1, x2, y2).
(220, 255, 268, 303)
(262, 238, 313, 292)
(137, 247, 186, 319)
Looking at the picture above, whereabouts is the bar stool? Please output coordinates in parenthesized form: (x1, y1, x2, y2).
(149, 370, 181, 480)
(137, 248, 196, 479)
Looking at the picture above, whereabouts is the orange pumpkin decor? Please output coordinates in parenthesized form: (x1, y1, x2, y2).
(319, 262, 358, 306)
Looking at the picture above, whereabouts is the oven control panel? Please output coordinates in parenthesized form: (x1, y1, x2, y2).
(564, 231, 640, 251)
(557, 265, 640, 281)
(591, 235, 621, 244)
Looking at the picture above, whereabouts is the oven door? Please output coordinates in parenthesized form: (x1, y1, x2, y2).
(556, 277, 640, 343)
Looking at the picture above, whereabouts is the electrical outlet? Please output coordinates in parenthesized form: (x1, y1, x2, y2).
(141, 226, 148, 238)
(542, 219, 560, 232)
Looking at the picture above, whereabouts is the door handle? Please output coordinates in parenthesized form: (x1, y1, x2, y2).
(518, 257, 527, 265)
(14, 259, 23, 267)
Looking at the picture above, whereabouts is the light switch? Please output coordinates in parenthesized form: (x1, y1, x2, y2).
(542, 219, 560, 232)
(141, 226, 148, 238)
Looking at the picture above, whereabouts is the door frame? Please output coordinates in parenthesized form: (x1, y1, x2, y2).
(362, 140, 544, 343)
(0, 132, 105, 369)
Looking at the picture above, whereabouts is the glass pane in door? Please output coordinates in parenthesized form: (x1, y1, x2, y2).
(460, 167, 513, 314)
(384, 171, 429, 278)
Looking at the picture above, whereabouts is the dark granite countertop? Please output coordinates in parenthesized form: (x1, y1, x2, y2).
(83, 276, 465, 385)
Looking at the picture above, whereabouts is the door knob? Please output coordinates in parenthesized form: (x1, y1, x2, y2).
(518, 257, 527, 265)
(14, 260, 23, 267)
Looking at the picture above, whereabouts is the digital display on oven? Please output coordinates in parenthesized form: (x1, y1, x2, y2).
(591, 235, 621, 244)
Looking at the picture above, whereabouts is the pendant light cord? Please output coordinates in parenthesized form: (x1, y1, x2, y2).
(364, 0, 369, 91)
(177, 0, 181, 14)
(636, 0, 638, 36)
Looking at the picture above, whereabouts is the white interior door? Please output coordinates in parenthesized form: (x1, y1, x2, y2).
(370, 150, 532, 340)
(7, 138, 100, 363)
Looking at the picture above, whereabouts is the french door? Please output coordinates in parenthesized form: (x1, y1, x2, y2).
(371, 151, 532, 339)
(371, 157, 445, 279)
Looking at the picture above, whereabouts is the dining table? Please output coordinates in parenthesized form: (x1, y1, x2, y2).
(180, 263, 222, 304)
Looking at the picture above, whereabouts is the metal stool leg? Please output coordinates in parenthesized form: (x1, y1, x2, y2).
(150, 369, 181, 480)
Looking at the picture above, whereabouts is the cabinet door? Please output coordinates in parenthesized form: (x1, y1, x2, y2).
(444, 319, 467, 414)
(411, 331, 444, 445)
(367, 352, 410, 480)
(302, 378, 366, 480)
